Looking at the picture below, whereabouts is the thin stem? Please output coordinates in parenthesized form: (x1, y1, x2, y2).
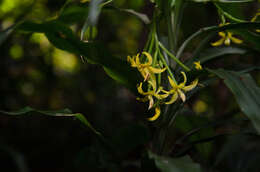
(158, 42, 190, 72)
(214, 3, 246, 23)
(158, 49, 177, 83)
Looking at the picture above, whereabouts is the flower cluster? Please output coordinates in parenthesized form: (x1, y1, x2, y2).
(127, 52, 200, 121)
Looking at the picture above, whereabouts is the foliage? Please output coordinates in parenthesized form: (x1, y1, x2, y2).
(1, 0, 260, 171)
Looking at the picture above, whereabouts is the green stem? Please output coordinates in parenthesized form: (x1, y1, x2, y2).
(158, 49, 177, 83)
(214, 3, 246, 23)
(158, 42, 190, 72)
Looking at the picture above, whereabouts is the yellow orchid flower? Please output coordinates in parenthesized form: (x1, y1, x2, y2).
(211, 31, 243, 46)
(127, 52, 166, 81)
(194, 61, 203, 70)
(164, 72, 198, 104)
(137, 80, 168, 109)
(137, 80, 168, 121)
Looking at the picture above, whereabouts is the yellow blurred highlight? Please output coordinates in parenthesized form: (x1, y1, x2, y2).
(0, 0, 16, 13)
(193, 100, 208, 114)
(10, 44, 24, 60)
(52, 48, 79, 73)
(30, 33, 51, 52)
(0, 0, 32, 14)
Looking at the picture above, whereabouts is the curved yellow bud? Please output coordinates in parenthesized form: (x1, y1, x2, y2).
(148, 107, 161, 121)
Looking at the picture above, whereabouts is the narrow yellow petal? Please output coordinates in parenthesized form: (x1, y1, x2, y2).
(183, 79, 199, 92)
(127, 55, 136, 67)
(154, 91, 169, 99)
(178, 89, 186, 102)
(165, 92, 178, 104)
(137, 82, 153, 95)
(136, 53, 141, 65)
(211, 37, 225, 46)
(148, 107, 161, 121)
(194, 61, 203, 70)
(168, 76, 177, 88)
(230, 36, 243, 44)
(218, 32, 226, 38)
(142, 52, 153, 66)
(180, 72, 187, 85)
(148, 67, 166, 74)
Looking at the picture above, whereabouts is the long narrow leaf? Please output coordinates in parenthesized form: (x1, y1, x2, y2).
(0, 107, 102, 136)
(209, 69, 260, 134)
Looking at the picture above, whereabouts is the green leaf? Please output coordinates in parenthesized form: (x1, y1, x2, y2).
(88, 0, 104, 26)
(234, 30, 260, 52)
(0, 106, 102, 136)
(209, 69, 260, 134)
(17, 21, 141, 93)
(58, 5, 89, 24)
(173, 113, 214, 159)
(198, 47, 246, 63)
(148, 151, 201, 172)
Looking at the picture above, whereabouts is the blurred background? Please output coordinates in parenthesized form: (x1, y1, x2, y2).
(0, 0, 260, 171)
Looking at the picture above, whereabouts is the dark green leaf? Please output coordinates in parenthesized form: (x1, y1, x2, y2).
(209, 69, 260, 134)
(173, 112, 214, 159)
(17, 21, 141, 93)
(0, 106, 101, 136)
(234, 30, 260, 52)
(149, 151, 201, 172)
(198, 47, 246, 63)
(58, 5, 89, 24)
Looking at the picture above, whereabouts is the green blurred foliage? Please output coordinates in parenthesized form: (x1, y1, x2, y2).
(0, 0, 260, 171)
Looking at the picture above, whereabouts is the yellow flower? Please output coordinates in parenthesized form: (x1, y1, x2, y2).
(137, 79, 168, 121)
(164, 72, 198, 104)
(148, 106, 161, 121)
(251, 10, 260, 32)
(194, 61, 203, 70)
(127, 52, 166, 81)
(137, 80, 168, 109)
(211, 31, 243, 46)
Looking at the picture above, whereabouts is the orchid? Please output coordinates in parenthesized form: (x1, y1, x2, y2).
(127, 52, 166, 81)
(164, 72, 198, 104)
(211, 31, 243, 46)
(194, 61, 203, 70)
